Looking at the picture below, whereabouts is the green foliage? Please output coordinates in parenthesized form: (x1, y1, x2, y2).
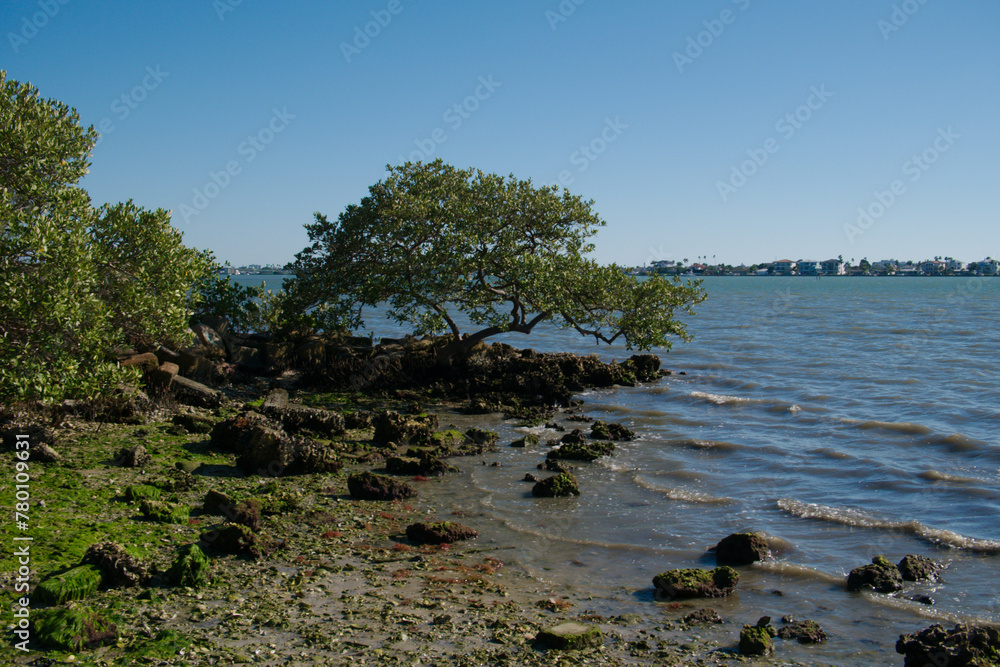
(0, 71, 215, 402)
(286, 160, 706, 355)
(192, 274, 305, 336)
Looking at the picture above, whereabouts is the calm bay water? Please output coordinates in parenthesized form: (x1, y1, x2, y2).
(237, 275, 1000, 664)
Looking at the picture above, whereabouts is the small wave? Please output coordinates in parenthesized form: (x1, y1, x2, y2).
(753, 560, 844, 585)
(847, 419, 933, 435)
(862, 591, 986, 625)
(632, 475, 733, 504)
(925, 433, 993, 453)
(808, 447, 854, 461)
(918, 470, 985, 485)
(689, 391, 765, 406)
(666, 438, 743, 452)
(777, 498, 1000, 554)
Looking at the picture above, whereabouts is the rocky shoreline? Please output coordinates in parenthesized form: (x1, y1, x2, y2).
(2, 318, 997, 665)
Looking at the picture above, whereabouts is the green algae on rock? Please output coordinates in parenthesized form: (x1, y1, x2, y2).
(652, 566, 740, 600)
(535, 622, 603, 650)
(167, 543, 211, 588)
(124, 483, 162, 502)
(531, 472, 580, 497)
(33, 606, 118, 651)
(740, 620, 776, 656)
(347, 471, 417, 501)
(139, 499, 191, 524)
(545, 440, 615, 462)
(34, 564, 104, 605)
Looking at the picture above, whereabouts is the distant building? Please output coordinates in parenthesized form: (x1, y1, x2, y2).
(977, 258, 999, 275)
(943, 258, 965, 272)
(773, 259, 796, 275)
(798, 261, 822, 275)
(920, 260, 945, 275)
(821, 259, 846, 275)
(872, 260, 897, 274)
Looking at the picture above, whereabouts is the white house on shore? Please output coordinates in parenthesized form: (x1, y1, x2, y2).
(821, 259, 846, 275)
(798, 261, 822, 275)
(773, 259, 796, 275)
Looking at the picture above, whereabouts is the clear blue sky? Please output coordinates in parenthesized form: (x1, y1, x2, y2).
(5, 0, 998, 267)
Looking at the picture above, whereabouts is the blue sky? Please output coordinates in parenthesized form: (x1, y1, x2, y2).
(4, 0, 998, 267)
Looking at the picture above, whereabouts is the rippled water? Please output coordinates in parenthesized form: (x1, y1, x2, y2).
(240, 275, 1000, 664)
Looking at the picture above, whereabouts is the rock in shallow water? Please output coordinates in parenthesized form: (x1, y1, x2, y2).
(653, 566, 740, 600)
(714, 532, 771, 566)
(896, 623, 1000, 667)
(535, 622, 603, 650)
(847, 555, 903, 593)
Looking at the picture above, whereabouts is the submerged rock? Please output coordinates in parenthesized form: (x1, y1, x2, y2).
(545, 440, 615, 462)
(82, 541, 147, 588)
(896, 623, 1000, 667)
(34, 565, 104, 605)
(531, 472, 580, 498)
(535, 622, 603, 650)
(653, 566, 740, 600)
(715, 532, 771, 566)
(347, 471, 417, 501)
(898, 554, 943, 582)
(405, 521, 478, 545)
(33, 606, 117, 651)
(589, 420, 636, 441)
(683, 608, 723, 625)
(847, 555, 903, 593)
(778, 619, 827, 644)
(510, 434, 539, 448)
(168, 543, 211, 588)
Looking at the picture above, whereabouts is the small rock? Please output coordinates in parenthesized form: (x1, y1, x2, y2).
(32, 607, 117, 651)
(405, 521, 478, 545)
(715, 532, 771, 566)
(203, 489, 234, 515)
(531, 472, 580, 498)
(34, 565, 104, 605)
(653, 567, 740, 600)
(740, 620, 776, 656)
(777, 620, 827, 644)
(347, 471, 417, 501)
(168, 544, 211, 588)
(847, 555, 903, 593)
(535, 622, 603, 650)
(683, 608, 723, 625)
(82, 542, 148, 588)
(898, 554, 943, 582)
(114, 445, 151, 468)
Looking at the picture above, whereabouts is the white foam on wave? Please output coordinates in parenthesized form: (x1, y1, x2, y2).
(632, 475, 733, 504)
(752, 560, 844, 585)
(777, 498, 1000, 554)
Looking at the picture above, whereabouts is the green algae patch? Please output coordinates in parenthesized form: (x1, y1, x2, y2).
(124, 483, 162, 502)
(535, 622, 603, 650)
(167, 543, 211, 588)
(430, 429, 465, 447)
(34, 564, 104, 605)
(33, 606, 118, 651)
(139, 500, 190, 524)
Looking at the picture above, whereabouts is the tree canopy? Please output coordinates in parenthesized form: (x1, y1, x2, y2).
(0, 71, 215, 402)
(286, 160, 706, 360)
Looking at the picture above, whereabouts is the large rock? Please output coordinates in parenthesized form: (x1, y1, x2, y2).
(847, 555, 903, 593)
(171, 374, 222, 408)
(896, 623, 1000, 667)
(372, 411, 435, 446)
(531, 472, 580, 498)
(211, 412, 341, 476)
(898, 554, 943, 582)
(535, 622, 603, 650)
(82, 542, 147, 588)
(262, 403, 345, 438)
(653, 566, 740, 600)
(347, 471, 417, 501)
(715, 532, 771, 566)
(405, 521, 478, 545)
